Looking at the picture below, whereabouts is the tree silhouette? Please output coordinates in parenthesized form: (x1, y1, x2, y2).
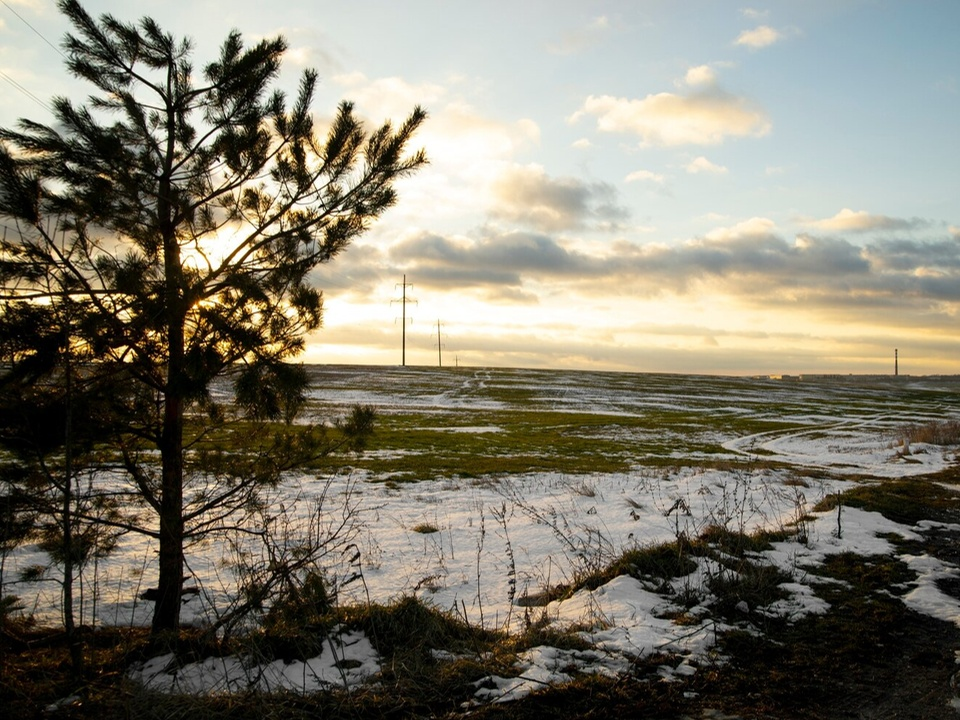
(0, 0, 425, 634)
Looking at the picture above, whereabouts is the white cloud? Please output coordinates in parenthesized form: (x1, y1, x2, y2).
(735, 25, 782, 49)
(516, 118, 541, 145)
(741, 8, 769, 20)
(703, 217, 777, 242)
(330, 77, 540, 229)
(332, 73, 446, 120)
(950, 225, 960, 239)
(572, 91, 770, 146)
(625, 169, 665, 184)
(572, 138, 593, 149)
(686, 156, 728, 174)
(806, 208, 923, 232)
(684, 65, 717, 87)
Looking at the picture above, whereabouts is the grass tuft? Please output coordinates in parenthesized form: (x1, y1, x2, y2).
(410, 522, 440, 534)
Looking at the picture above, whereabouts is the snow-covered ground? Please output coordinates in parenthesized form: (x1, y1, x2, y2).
(6, 367, 960, 703)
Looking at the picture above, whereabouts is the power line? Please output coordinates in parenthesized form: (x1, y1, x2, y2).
(0, 0, 67, 60)
(0, 0, 64, 115)
(0, 69, 52, 113)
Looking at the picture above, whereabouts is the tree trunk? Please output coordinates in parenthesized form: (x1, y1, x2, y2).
(62, 353, 83, 675)
(151, 75, 186, 636)
(152, 358, 185, 635)
(152, 238, 186, 634)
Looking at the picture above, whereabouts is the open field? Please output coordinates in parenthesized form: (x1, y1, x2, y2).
(300, 366, 960, 479)
(5, 366, 960, 717)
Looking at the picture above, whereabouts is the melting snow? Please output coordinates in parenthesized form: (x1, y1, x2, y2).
(6, 367, 960, 703)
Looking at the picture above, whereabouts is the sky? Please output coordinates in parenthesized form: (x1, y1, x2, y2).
(2, 0, 959, 376)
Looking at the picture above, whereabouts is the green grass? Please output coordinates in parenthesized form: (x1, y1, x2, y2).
(323, 406, 802, 480)
(813, 477, 960, 525)
(280, 366, 960, 483)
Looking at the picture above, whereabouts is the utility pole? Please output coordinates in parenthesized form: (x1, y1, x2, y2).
(436, 319, 443, 367)
(895, 348, 898, 377)
(392, 275, 415, 366)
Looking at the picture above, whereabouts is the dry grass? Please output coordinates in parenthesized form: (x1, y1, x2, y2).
(410, 522, 440, 534)
(898, 419, 960, 447)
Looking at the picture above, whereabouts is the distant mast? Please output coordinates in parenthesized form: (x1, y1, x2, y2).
(895, 348, 898, 377)
(392, 275, 416, 366)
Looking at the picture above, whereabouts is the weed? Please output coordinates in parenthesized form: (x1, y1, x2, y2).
(587, 541, 699, 592)
(411, 522, 440, 534)
(571, 480, 597, 498)
(698, 524, 785, 556)
(707, 562, 793, 619)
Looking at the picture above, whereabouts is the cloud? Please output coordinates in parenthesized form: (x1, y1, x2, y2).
(703, 217, 778, 242)
(489, 164, 629, 232)
(344, 87, 539, 227)
(381, 217, 873, 296)
(686, 156, 728, 174)
(806, 208, 928, 233)
(950, 226, 960, 239)
(387, 230, 604, 293)
(603, 229, 877, 302)
(330, 212, 960, 360)
(861, 238, 960, 274)
(572, 138, 593, 149)
(332, 73, 446, 121)
(318, 214, 960, 373)
(740, 8, 769, 20)
(571, 89, 770, 146)
(625, 169, 666, 184)
(735, 25, 783, 49)
(684, 65, 717, 87)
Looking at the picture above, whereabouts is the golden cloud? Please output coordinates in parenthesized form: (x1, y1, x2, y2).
(572, 90, 770, 146)
(806, 208, 920, 232)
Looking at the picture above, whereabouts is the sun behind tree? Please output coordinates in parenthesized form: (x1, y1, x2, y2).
(0, 0, 426, 635)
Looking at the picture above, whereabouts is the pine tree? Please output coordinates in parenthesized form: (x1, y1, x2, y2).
(0, 0, 425, 634)
(0, 296, 126, 674)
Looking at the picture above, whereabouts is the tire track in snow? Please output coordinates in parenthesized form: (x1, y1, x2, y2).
(722, 413, 901, 473)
